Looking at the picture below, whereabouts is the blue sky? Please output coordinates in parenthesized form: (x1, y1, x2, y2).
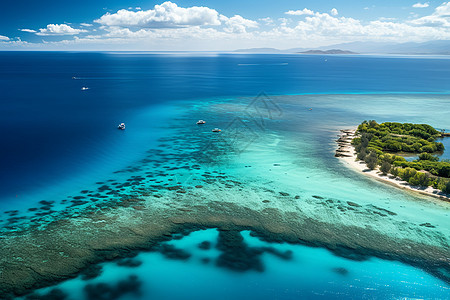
(0, 0, 449, 50)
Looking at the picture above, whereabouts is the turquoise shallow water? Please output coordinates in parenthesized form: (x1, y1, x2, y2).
(27, 229, 449, 300)
(12, 93, 450, 299)
(1, 53, 450, 299)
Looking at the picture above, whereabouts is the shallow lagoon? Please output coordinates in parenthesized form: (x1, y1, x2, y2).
(26, 229, 449, 300)
(7, 93, 450, 299)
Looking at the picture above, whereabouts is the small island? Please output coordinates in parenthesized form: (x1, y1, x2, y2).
(336, 120, 450, 200)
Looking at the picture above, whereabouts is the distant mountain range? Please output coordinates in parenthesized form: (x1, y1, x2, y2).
(233, 40, 450, 55)
(233, 47, 283, 53)
(298, 49, 357, 55)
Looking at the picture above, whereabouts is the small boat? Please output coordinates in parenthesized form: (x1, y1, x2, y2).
(212, 128, 221, 132)
(196, 120, 206, 125)
(118, 123, 126, 130)
(72, 76, 77, 80)
(81, 87, 89, 91)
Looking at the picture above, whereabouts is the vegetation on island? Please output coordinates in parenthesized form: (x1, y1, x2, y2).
(352, 120, 450, 194)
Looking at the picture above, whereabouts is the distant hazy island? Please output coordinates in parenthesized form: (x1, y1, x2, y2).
(337, 121, 450, 200)
(232, 40, 450, 55)
(298, 49, 358, 55)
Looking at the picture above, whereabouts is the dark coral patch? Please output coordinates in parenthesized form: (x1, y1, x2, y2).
(198, 241, 211, 250)
(25, 289, 68, 300)
(80, 264, 103, 281)
(328, 245, 369, 261)
(116, 258, 143, 268)
(84, 275, 141, 300)
(332, 267, 349, 276)
(419, 223, 436, 228)
(215, 230, 264, 272)
(261, 247, 293, 260)
(158, 244, 191, 260)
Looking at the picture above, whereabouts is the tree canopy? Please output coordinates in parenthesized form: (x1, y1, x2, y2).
(351, 120, 449, 193)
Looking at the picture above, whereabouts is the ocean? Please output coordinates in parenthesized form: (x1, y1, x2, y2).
(0, 52, 449, 299)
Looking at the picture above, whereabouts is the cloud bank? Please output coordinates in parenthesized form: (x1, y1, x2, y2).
(285, 8, 314, 16)
(36, 24, 87, 36)
(410, 2, 450, 27)
(413, 2, 430, 8)
(95, 1, 221, 28)
(3, 1, 450, 50)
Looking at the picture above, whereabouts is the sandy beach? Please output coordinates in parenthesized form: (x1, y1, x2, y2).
(336, 129, 450, 202)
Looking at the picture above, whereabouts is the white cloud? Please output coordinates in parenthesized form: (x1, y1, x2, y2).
(285, 8, 314, 16)
(410, 2, 450, 27)
(278, 18, 289, 26)
(263, 8, 450, 44)
(0, 35, 10, 41)
(19, 29, 37, 33)
(412, 2, 429, 8)
(95, 1, 221, 28)
(259, 17, 274, 26)
(378, 17, 397, 21)
(80, 23, 93, 27)
(0, 39, 29, 49)
(6, 2, 450, 50)
(220, 15, 258, 33)
(36, 24, 87, 36)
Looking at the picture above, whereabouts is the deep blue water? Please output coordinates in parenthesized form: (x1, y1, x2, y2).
(1, 52, 450, 203)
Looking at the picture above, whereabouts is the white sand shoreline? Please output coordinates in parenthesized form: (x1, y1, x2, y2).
(336, 128, 450, 202)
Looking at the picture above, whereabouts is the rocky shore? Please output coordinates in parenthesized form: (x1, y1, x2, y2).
(335, 129, 356, 158)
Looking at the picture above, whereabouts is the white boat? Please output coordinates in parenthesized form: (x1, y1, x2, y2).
(212, 128, 221, 132)
(196, 120, 206, 124)
(81, 87, 89, 91)
(118, 123, 126, 130)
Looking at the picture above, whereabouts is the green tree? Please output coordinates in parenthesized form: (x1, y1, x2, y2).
(443, 181, 450, 194)
(390, 166, 400, 177)
(365, 151, 378, 170)
(400, 167, 417, 182)
(418, 152, 439, 162)
(357, 148, 367, 160)
(380, 161, 391, 175)
(409, 172, 430, 187)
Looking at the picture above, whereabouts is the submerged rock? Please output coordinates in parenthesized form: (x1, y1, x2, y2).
(198, 241, 211, 250)
(201, 257, 211, 264)
(215, 230, 264, 272)
(158, 244, 191, 260)
(116, 258, 143, 268)
(419, 223, 436, 228)
(80, 264, 103, 281)
(25, 288, 67, 300)
(84, 275, 141, 300)
(261, 247, 293, 260)
(332, 267, 349, 276)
